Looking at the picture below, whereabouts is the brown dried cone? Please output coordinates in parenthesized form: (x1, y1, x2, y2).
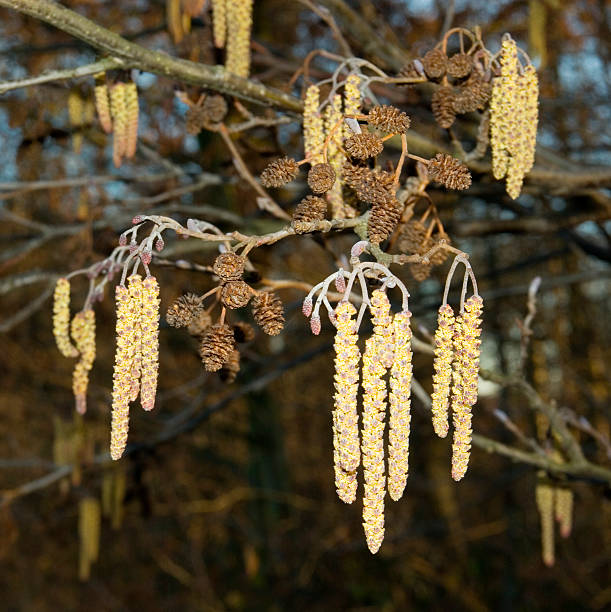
(427, 153, 472, 190)
(432, 86, 456, 129)
(397, 219, 427, 254)
(344, 132, 384, 159)
(166, 293, 203, 327)
(350, 168, 395, 205)
(213, 252, 245, 281)
(342, 160, 369, 187)
(185, 105, 208, 135)
(291, 195, 327, 233)
(447, 53, 473, 79)
(251, 291, 285, 335)
(202, 94, 228, 123)
(187, 310, 212, 337)
(220, 280, 253, 309)
(422, 48, 448, 79)
(260, 157, 299, 187)
(233, 321, 255, 342)
(397, 60, 423, 84)
(367, 105, 411, 134)
(409, 261, 433, 281)
(199, 323, 235, 371)
(453, 72, 492, 114)
(219, 349, 241, 383)
(368, 198, 403, 244)
(307, 163, 336, 193)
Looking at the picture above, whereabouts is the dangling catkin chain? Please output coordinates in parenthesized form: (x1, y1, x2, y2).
(303, 85, 325, 164)
(387, 310, 413, 502)
(71, 309, 96, 415)
(451, 295, 483, 481)
(124, 81, 139, 159)
(225, 0, 253, 78)
(53, 278, 79, 358)
(431, 304, 455, 438)
(109, 82, 127, 168)
(324, 94, 345, 219)
(332, 301, 361, 504)
(139, 276, 160, 411)
(361, 289, 393, 554)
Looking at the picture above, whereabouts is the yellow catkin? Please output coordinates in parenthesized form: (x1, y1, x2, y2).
(324, 94, 346, 219)
(431, 304, 455, 438)
(451, 295, 483, 482)
(94, 80, 113, 134)
(140, 276, 160, 411)
(53, 278, 79, 358)
(110, 284, 133, 460)
(71, 309, 96, 415)
(211, 0, 227, 48)
(128, 277, 143, 403)
(332, 301, 361, 504)
(388, 310, 413, 501)
(109, 83, 127, 168)
(361, 289, 393, 554)
(303, 85, 325, 164)
(78, 497, 101, 581)
(555, 487, 574, 538)
(536, 481, 555, 566)
(68, 89, 84, 153)
(167, 0, 184, 44)
(124, 82, 139, 159)
(225, 0, 253, 78)
(340, 74, 362, 218)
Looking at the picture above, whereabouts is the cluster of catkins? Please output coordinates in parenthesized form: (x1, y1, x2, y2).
(93, 73, 139, 167)
(211, 0, 253, 77)
(165, 251, 284, 379)
(324, 289, 414, 554)
(110, 274, 160, 460)
(490, 36, 539, 199)
(53, 278, 97, 415)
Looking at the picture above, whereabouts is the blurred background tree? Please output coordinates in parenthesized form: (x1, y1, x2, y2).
(0, 0, 610, 610)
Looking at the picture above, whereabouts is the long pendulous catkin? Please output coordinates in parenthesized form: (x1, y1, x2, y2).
(451, 295, 483, 481)
(139, 276, 160, 411)
(211, 0, 227, 47)
(124, 82, 139, 159)
(303, 85, 325, 165)
(361, 290, 393, 554)
(340, 75, 362, 218)
(555, 487, 574, 538)
(78, 497, 101, 581)
(109, 83, 127, 168)
(71, 309, 96, 415)
(94, 78, 113, 134)
(431, 304, 455, 438)
(388, 310, 413, 501)
(332, 301, 361, 504)
(126, 275, 143, 404)
(53, 278, 79, 358)
(225, 0, 253, 77)
(536, 480, 555, 567)
(324, 94, 346, 219)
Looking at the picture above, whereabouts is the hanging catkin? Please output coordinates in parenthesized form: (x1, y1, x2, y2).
(71, 309, 96, 414)
(211, 0, 227, 48)
(53, 278, 79, 358)
(332, 301, 361, 504)
(431, 304, 455, 438)
(109, 83, 127, 167)
(139, 276, 160, 411)
(303, 85, 325, 165)
(225, 0, 253, 77)
(324, 94, 346, 219)
(124, 82, 139, 159)
(78, 497, 101, 581)
(536, 480, 555, 566)
(387, 310, 413, 501)
(93, 75, 112, 134)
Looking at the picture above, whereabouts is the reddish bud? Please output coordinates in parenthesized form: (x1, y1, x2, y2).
(132, 215, 142, 224)
(335, 272, 346, 293)
(119, 234, 127, 246)
(140, 250, 152, 265)
(155, 238, 164, 252)
(302, 297, 313, 317)
(310, 315, 321, 335)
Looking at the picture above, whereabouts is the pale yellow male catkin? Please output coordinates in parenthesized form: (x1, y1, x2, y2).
(78, 497, 101, 581)
(324, 94, 346, 219)
(388, 310, 413, 501)
(339, 74, 362, 218)
(225, 0, 253, 78)
(127, 276, 143, 403)
(431, 304, 455, 438)
(211, 0, 227, 48)
(139, 276, 160, 411)
(53, 278, 79, 358)
(109, 83, 127, 168)
(555, 487, 574, 539)
(94, 80, 113, 134)
(68, 89, 84, 154)
(332, 301, 361, 504)
(536, 481, 555, 567)
(124, 82, 139, 159)
(71, 309, 96, 414)
(303, 85, 325, 165)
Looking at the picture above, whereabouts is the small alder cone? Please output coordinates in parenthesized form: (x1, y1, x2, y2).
(397, 59, 423, 83)
(93, 81, 112, 134)
(233, 321, 255, 343)
(367, 105, 411, 134)
(555, 487, 574, 538)
(453, 72, 491, 114)
(427, 153, 472, 190)
(332, 301, 361, 504)
(345, 132, 384, 159)
(219, 349, 241, 383)
(352, 169, 395, 205)
(447, 53, 473, 79)
(368, 198, 402, 244)
(388, 310, 413, 502)
(185, 105, 208, 135)
(397, 218, 427, 254)
(260, 157, 299, 188)
(451, 295, 483, 481)
(432, 86, 456, 129)
(422, 47, 448, 79)
(187, 309, 212, 337)
(213, 251, 245, 282)
(342, 160, 369, 188)
(409, 261, 432, 281)
(202, 94, 228, 123)
(251, 291, 285, 335)
(220, 280, 252, 309)
(166, 293, 203, 327)
(307, 163, 336, 194)
(199, 323, 235, 371)
(140, 276, 160, 411)
(536, 481, 555, 567)
(431, 304, 455, 438)
(291, 195, 327, 233)
(53, 278, 79, 358)
(71, 310, 96, 415)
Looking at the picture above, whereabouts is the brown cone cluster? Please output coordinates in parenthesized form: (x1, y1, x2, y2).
(368, 198, 402, 244)
(345, 132, 384, 159)
(291, 195, 327, 232)
(185, 105, 208, 135)
(251, 291, 285, 335)
(422, 48, 447, 79)
(213, 252, 245, 281)
(367, 105, 411, 134)
(233, 321, 255, 342)
(260, 157, 299, 187)
(454, 73, 491, 114)
(432, 86, 456, 129)
(199, 323, 236, 371)
(219, 349, 241, 383)
(187, 310, 212, 337)
(220, 280, 252, 309)
(201, 94, 228, 123)
(308, 163, 336, 193)
(397, 60, 423, 85)
(166, 293, 204, 327)
(447, 53, 473, 78)
(345, 167, 395, 205)
(427, 154, 472, 190)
